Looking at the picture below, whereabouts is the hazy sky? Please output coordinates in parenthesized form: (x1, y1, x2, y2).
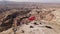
(0, 0, 60, 3)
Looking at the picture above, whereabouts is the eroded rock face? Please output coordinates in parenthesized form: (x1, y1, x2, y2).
(0, 9, 31, 32)
(0, 8, 60, 34)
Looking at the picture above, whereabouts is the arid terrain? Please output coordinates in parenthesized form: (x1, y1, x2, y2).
(0, 2, 60, 34)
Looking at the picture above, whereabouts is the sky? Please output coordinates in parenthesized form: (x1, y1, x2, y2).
(0, 0, 60, 3)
